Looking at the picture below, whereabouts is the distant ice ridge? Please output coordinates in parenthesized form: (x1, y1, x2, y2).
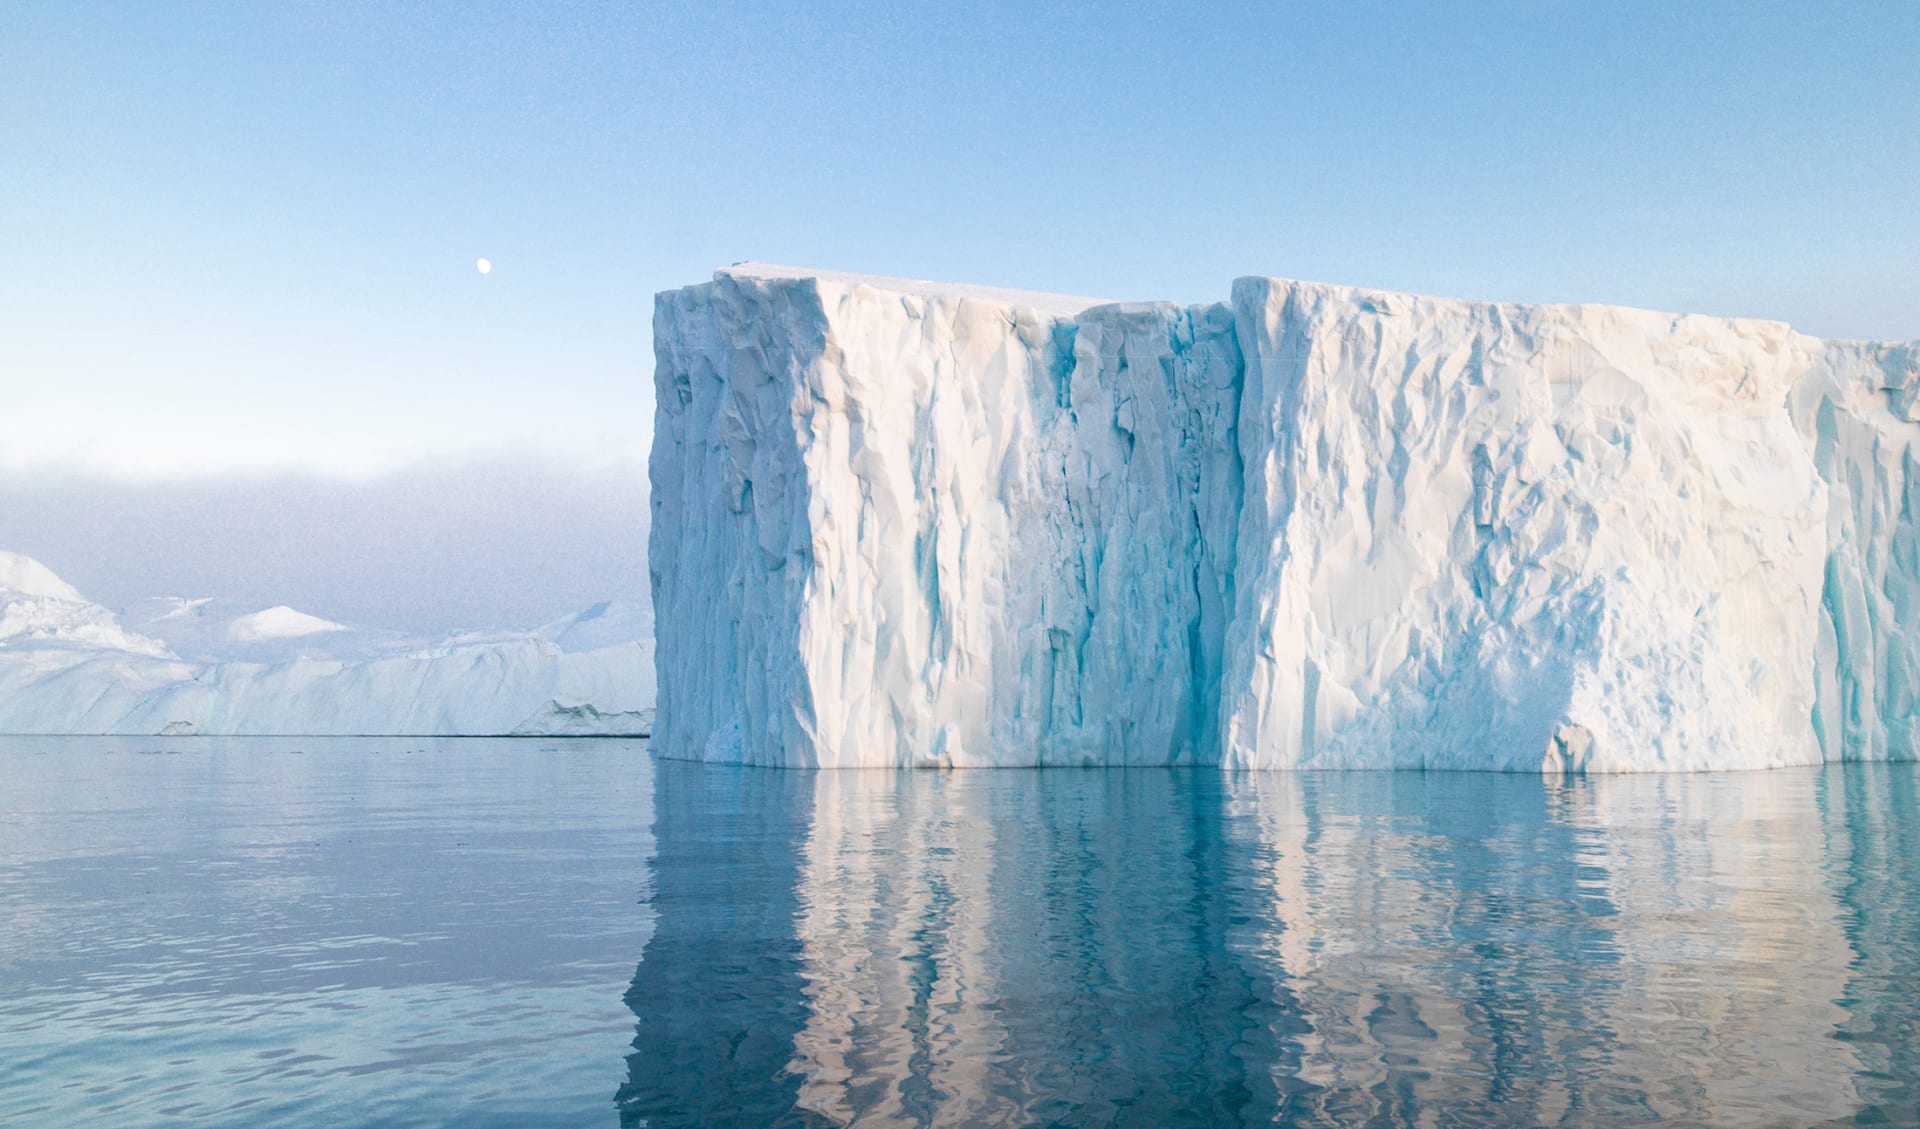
(0, 551, 654, 736)
(649, 264, 1919, 771)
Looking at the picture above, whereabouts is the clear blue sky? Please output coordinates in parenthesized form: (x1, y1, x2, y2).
(4, 0, 1916, 476)
(1, 2, 1916, 627)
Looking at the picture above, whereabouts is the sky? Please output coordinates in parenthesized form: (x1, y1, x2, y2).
(2, 1, 1916, 627)
(0, 458, 649, 631)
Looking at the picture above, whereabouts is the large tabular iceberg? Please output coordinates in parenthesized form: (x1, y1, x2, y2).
(650, 264, 1918, 771)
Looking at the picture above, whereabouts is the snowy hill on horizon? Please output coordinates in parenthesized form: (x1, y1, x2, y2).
(0, 550, 655, 737)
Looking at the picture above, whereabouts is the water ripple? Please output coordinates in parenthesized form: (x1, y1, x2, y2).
(4, 740, 1917, 1126)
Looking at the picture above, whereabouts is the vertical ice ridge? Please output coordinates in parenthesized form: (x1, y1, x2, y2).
(1790, 339, 1920, 763)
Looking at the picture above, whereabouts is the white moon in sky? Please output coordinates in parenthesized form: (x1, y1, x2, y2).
(476, 257, 492, 275)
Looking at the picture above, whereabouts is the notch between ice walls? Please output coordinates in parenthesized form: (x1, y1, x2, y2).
(648, 264, 1920, 773)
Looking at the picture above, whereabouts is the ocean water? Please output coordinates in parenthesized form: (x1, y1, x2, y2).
(2, 740, 1916, 1127)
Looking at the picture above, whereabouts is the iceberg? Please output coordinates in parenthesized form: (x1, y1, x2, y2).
(648, 264, 1918, 771)
(0, 551, 655, 737)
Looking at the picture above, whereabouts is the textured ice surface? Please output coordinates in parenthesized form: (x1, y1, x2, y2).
(650, 265, 1918, 771)
(0, 554, 655, 736)
(1222, 281, 1826, 772)
(1792, 340, 1920, 762)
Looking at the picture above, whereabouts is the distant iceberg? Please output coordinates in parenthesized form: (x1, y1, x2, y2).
(649, 265, 1919, 771)
(0, 550, 654, 737)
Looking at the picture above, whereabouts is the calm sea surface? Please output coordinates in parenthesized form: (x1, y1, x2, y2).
(1, 739, 1916, 1128)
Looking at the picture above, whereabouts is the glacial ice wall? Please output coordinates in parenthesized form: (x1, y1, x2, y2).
(649, 265, 1919, 771)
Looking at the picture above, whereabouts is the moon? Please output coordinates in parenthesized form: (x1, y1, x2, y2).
(476, 257, 492, 275)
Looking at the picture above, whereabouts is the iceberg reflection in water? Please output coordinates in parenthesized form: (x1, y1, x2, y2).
(621, 762, 1920, 1128)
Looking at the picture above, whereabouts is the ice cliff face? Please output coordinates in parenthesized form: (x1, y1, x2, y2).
(1223, 282, 1828, 772)
(650, 265, 1918, 771)
(651, 269, 1240, 767)
(1793, 340, 1920, 761)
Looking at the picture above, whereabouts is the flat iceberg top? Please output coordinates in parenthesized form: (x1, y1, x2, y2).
(709, 264, 1887, 343)
(718, 262, 1117, 316)
(1228, 276, 1828, 344)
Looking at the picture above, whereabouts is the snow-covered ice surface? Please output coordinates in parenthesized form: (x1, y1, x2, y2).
(0, 551, 654, 736)
(649, 265, 1919, 771)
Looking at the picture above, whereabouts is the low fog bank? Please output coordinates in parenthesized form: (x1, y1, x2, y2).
(0, 458, 650, 634)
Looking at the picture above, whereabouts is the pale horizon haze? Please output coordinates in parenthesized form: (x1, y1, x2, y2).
(3, 2, 1915, 629)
